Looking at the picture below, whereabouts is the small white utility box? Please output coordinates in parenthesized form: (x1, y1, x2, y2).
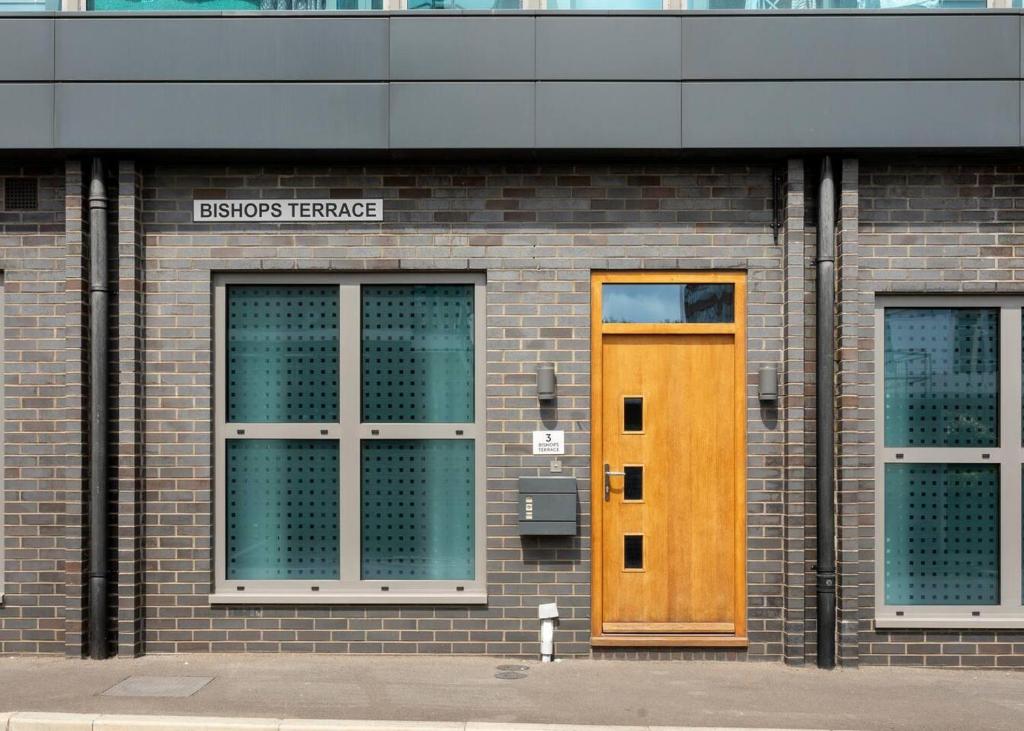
(538, 602, 559, 620)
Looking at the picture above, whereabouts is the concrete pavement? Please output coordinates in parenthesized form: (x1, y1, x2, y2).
(0, 717, 856, 731)
(0, 655, 1020, 730)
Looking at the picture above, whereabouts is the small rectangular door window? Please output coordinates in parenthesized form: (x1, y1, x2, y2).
(623, 397, 643, 432)
(623, 534, 644, 570)
(602, 283, 734, 323)
(623, 466, 643, 501)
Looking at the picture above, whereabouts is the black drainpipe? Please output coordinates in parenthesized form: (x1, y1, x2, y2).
(816, 157, 836, 670)
(87, 157, 110, 660)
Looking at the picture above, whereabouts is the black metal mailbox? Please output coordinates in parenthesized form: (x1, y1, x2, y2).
(518, 476, 577, 536)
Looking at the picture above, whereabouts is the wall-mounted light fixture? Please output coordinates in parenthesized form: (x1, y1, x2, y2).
(758, 364, 779, 403)
(537, 363, 556, 402)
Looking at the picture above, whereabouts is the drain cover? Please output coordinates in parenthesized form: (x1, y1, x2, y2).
(102, 676, 213, 698)
(494, 671, 528, 680)
(496, 664, 529, 672)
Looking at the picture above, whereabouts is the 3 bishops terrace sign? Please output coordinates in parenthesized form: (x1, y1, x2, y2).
(193, 199, 383, 223)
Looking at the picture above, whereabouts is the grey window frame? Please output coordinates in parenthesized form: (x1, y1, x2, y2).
(211, 272, 487, 605)
(875, 295, 1024, 629)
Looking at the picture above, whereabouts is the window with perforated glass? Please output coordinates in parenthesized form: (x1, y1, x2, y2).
(214, 275, 485, 604)
(877, 298, 1024, 629)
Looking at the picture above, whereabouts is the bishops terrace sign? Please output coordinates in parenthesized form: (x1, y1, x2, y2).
(193, 199, 383, 223)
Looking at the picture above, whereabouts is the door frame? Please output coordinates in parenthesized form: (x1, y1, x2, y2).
(590, 271, 749, 648)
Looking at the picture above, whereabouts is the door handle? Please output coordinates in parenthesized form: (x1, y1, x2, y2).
(604, 463, 625, 501)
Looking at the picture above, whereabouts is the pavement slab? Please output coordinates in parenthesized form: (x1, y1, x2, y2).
(101, 677, 214, 699)
(0, 655, 1020, 730)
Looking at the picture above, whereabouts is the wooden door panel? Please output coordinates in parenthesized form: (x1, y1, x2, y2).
(601, 334, 736, 632)
(671, 334, 735, 626)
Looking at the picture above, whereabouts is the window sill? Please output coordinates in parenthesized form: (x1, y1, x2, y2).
(876, 615, 1024, 630)
(209, 590, 487, 606)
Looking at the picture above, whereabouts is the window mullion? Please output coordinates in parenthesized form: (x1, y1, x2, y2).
(1001, 305, 1022, 609)
(339, 283, 362, 587)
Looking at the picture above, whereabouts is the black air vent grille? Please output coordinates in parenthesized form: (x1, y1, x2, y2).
(4, 178, 38, 211)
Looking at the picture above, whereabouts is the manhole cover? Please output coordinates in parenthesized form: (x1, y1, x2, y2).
(102, 676, 213, 698)
(496, 664, 529, 672)
(494, 671, 528, 680)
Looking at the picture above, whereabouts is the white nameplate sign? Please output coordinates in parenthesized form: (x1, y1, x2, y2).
(532, 430, 565, 456)
(193, 199, 383, 223)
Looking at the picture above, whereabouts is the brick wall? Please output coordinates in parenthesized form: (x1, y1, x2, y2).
(848, 161, 1024, 668)
(0, 163, 68, 653)
(782, 160, 810, 665)
(4, 155, 1024, 666)
(130, 161, 792, 658)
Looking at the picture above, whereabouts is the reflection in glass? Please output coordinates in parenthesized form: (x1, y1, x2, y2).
(885, 463, 999, 606)
(689, 0, 986, 7)
(361, 440, 475, 581)
(547, 0, 660, 7)
(361, 284, 474, 423)
(227, 285, 339, 424)
(884, 308, 998, 447)
(89, 0, 382, 7)
(602, 283, 734, 324)
(2, 0, 59, 9)
(408, 0, 518, 7)
(226, 439, 340, 581)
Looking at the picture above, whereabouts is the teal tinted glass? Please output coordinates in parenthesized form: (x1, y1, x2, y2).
(227, 440, 340, 581)
(885, 463, 999, 606)
(408, 0, 517, 7)
(547, 0, 659, 7)
(88, 0, 381, 8)
(884, 308, 998, 447)
(1, 0, 58, 9)
(361, 440, 475, 581)
(602, 283, 734, 323)
(689, 0, 986, 7)
(227, 285, 339, 423)
(361, 285, 474, 423)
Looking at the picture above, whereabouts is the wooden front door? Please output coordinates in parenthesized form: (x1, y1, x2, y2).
(591, 272, 747, 648)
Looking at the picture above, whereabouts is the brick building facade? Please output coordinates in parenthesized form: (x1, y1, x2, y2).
(0, 155, 1021, 668)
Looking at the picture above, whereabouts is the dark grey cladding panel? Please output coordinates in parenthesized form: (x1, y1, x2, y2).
(537, 83, 681, 149)
(0, 19, 54, 82)
(536, 17, 682, 81)
(0, 85, 53, 149)
(681, 15, 1020, 81)
(681, 81, 1020, 149)
(389, 83, 534, 149)
(55, 83, 388, 149)
(390, 17, 534, 80)
(55, 17, 388, 81)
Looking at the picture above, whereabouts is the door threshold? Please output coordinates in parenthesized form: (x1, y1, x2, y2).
(591, 633, 749, 648)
